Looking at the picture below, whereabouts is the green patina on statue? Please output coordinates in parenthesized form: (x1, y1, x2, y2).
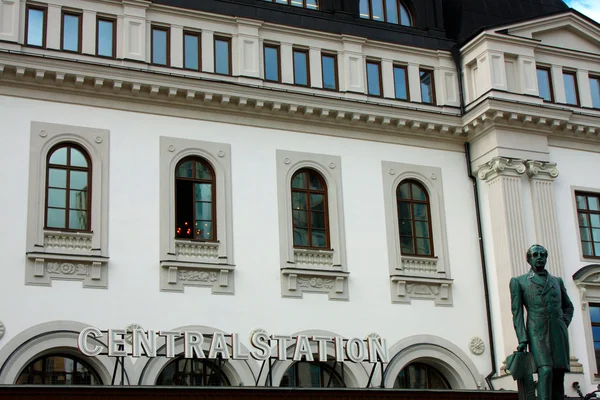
(509, 244, 574, 400)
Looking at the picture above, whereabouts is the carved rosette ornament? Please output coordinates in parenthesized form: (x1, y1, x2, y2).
(469, 337, 485, 355)
(0, 321, 5, 340)
(477, 157, 526, 181)
(125, 323, 144, 345)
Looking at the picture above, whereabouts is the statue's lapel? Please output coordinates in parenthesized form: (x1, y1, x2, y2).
(529, 271, 546, 288)
(542, 274, 555, 295)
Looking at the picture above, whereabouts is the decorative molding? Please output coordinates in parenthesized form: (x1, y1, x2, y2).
(573, 264, 600, 377)
(0, 321, 4, 341)
(469, 337, 485, 355)
(526, 160, 559, 180)
(159, 262, 234, 294)
(175, 240, 219, 262)
(477, 157, 526, 181)
(44, 231, 93, 252)
(125, 323, 144, 345)
(25, 254, 107, 288)
(281, 268, 349, 301)
(400, 256, 438, 276)
(293, 248, 335, 269)
(390, 275, 453, 306)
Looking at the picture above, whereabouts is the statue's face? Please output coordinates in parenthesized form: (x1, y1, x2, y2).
(527, 246, 548, 270)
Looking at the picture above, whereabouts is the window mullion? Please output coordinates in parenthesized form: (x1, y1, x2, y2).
(306, 190, 312, 247)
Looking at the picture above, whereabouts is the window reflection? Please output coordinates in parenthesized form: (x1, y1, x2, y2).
(367, 61, 381, 96)
(152, 27, 169, 65)
(16, 354, 101, 385)
(536, 67, 553, 102)
(360, 0, 413, 26)
(26, 7, 45, 47)
(215, 37, 231, 75)
(184, 33, 200, 70)
(281, 360, 345, 388)
(397, 180, 433, 256)
(394, 362, 450, 389)
(563, 71, 579, 106)
(62, 13, 81, 52)
(97, 19, 114, 58)
(321, 54, 337, 90)
(157, 357, 230, 386)
(291, 169, 329, 248)
(420, 69, 434, 104)
(264, 45, 280, 82)
(591, 77, 600, 109)
(394, 65, 408, 100)
(293, 49, 309, 86)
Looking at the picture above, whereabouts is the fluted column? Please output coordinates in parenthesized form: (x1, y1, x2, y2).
(478, 157, 529, 360)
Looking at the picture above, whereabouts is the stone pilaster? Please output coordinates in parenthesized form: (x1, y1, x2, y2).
(478, 157, 528, 360)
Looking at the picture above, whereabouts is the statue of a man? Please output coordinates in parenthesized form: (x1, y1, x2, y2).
(510, 244, 574, 400)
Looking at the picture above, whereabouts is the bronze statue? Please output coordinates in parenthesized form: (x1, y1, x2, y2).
(510, 244, 574, 400)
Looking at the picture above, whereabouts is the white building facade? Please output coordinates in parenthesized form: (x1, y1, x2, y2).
(0, 0, 597, 396)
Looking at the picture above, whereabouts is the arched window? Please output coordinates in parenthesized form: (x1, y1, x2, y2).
(16, 354, 102, 385)
(175, 157, 216, 240)
(45, 143, 91, 231)
(291, 168, 329, 248)
(156, 357, 230, 386)
(359, 0, 413, 26)
(280, 360, 345, 388)
(394, 362, 451, 389)
(397, 180, 433, 256)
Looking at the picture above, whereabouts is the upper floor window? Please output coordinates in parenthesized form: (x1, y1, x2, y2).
(156, 357, 230, 386)
(214, 36, 231, 76)
(264, 43, 280, 82)
(16, 354, 102, 385)
(184, 31, 201, 71)
(26, 5, 46, 47)
(61, 11, 82, 53)
(366, 60, 382, 96)
(175, 157, 216, 241)
(576, 192, 600, 258)
(96, 17, 115, 58)
(397, 180, 433, 257)
(321, 53, 338, 90)
(263, 0, 318, 10)
(360, 0, 412, 26)
(45, 144, 91, 231)
(591, 75, 600, 109)
(291, 168, 329, 249)
(537, 66, 553, 102)
(151, 26, 169, 66)
(563, 70, 580, 106)
(419, 69, 435, 104)
(393, 64, 409, 100)
(280, 359, 345, 387)
(293, 48, 309, 86)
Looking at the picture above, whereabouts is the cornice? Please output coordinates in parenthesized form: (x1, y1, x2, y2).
(0, 51, 465, 144)
(460, 31, 540, 55)
(525, 160, 559, 181)
(477, 157, 526, 181)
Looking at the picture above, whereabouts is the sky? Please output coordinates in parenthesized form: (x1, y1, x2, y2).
(564, 0, 600, 22)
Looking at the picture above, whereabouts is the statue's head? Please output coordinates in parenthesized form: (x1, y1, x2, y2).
(526, 244, 548, 271)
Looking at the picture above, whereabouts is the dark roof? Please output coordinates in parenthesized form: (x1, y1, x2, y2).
(442, 0, 569, 43)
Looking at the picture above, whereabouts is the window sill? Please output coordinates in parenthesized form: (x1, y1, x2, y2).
(281, 267, 349, 301)
(398, 255, 445, 278)
(390, 274, 453, 306)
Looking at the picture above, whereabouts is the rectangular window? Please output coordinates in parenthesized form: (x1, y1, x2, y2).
(393, 65, 409, 100)
(420, 69, 435, 104)
(183, 31, 201, 71)
(26, 5, 46, 47)
(214, 36, 231, 76)
(536, 66, 553, 102)
(366, 60, 382, 97)
(590, 305, 600, 370)
(576, 192, 600, 258)
(61, 12, 81, 53)
(293, 48, 309, 86)
(151, 26, 169, 66)
(96, 17, 115, 58)
(321, 53, 338, 90)
(265, 0, 318, 9)
(591, 76, 600, 109)
(563, 70, 580, 106)
(264, 44, 280, 82)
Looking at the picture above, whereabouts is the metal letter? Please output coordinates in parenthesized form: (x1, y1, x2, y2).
(250, 331, 271, 361)
(367, 337, 388, 363)
(312, 336, 332, 362)
(208, 332, 231, 359)
(184, 331, 205, 359)
(271, 335, 291, 361)
(78, 327, 103, 357)
(132, 329, 157, 358)
(333, 336, 345, 362)
(159, 331, 182, 358)
(292, 335, 313, 362)
(108, 329, 127, 357)
(231, 333, 250, 360)
(346, 338, 365, 362)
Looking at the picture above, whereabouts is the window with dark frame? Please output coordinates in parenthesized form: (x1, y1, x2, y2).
(589, 305, 600, 371)
(366, 60, 382, 97)
(151, 26, 169, 66)
(61, 11, 81, 53)
(16, 354, 102, 385)
(563, 70, 580, 106)
(96, 17, 115, 58)
(291, 168, 329, 249)
(264, 44, 281, 82)
(214, 36, 231, 76)
(591, 76, 600, 109)
(394, 363, 451, 389)
(321, 53, 338, 90)
(397, 180, 434, 257)
(175, 157, 216, 241)
(393, 64, 409, 100)
(293, 48, 309, 86)
(45, 144, 91, 232)
(537, 66, 554, 102)
(359, 0, 412, 26)
(576, 192, 600, 258)
(25, 5, 46, 47)
(183, 31, 201, 71)
(156, 357, 231, 386)
(419, 69, 435, 104)
(280, 359, 345, 388)
(263, 0, 319, 10)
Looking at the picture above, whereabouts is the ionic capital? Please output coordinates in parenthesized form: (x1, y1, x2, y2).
(477, 157, 526, 181)
(526, 160, 559, 181)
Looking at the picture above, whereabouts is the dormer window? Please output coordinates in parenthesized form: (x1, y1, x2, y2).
(359, 0, 412, 26)
(263, 0, 318, 10)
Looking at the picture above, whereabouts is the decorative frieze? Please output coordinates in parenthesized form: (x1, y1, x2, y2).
(44, 232, 93, 252)
(26, 255, 107, 288)
(293, 249, 334, 269)
(281, 268, 349, 301)
(175, 240, 219, 261)
(390, 275, 453, 305)
(400, 256, 438, 276)
(159, 262, 234, 294)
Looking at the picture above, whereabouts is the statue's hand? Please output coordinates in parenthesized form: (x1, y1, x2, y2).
(517, 342, 528, 352)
